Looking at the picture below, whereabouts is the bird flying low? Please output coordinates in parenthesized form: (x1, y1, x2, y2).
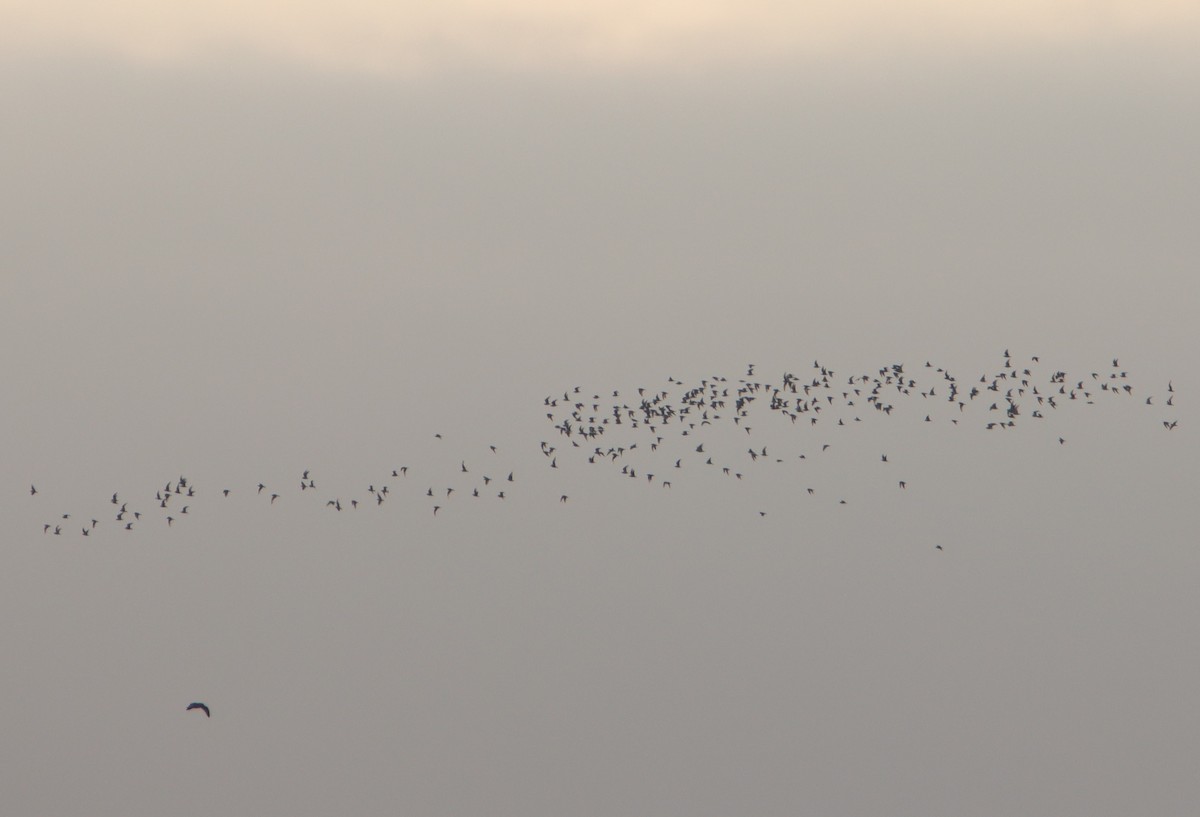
(186, 702, 210, 717)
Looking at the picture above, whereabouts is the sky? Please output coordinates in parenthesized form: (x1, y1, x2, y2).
(1, 3, 1197, 816)
(5, 0, 1200, 73)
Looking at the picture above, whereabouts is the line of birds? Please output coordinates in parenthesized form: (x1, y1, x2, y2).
(27, 438, 527, 538)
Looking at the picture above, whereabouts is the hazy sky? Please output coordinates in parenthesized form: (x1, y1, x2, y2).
(1, 4, 1196, 816)
(6, 0, 1200, 73)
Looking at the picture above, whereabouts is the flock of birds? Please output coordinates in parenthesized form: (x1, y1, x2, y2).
(539, 351, 1179, 513)
(26, 439, 527, 539)
(22, 352, 1179, 545)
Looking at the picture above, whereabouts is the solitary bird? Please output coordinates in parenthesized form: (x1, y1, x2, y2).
(186, 702, 210, 717)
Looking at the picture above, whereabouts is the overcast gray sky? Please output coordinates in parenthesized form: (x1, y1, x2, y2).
(1, 4, 1197, 815)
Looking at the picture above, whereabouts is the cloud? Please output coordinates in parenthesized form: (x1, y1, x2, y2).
(2, 0, 1199, 75)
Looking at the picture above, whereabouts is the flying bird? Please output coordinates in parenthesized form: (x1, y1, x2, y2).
(186, 702, 210, 717)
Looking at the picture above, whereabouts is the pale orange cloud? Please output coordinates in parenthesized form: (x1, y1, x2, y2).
(2, 0, 1198, 74)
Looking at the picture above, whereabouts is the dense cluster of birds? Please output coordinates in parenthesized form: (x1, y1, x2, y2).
(24, 352, 1178, 538)
(540, 352, 1179, 509)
